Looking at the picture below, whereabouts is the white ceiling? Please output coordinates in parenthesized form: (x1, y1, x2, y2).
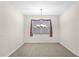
(10, 1, 75, 15)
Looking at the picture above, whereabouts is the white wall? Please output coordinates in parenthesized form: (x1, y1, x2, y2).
(24, 15, 60, 43)
(0, 2, 24, 56)
(60, 2, 79, 56)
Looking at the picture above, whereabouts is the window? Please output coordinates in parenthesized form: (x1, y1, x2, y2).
(30, 19, 52, 37)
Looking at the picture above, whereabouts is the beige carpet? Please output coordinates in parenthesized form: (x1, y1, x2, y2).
(10, 43, 77, 57)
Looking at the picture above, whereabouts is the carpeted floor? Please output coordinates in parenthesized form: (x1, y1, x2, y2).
(10, 43, 77, 57)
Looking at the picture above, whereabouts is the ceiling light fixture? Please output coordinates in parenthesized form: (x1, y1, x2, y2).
(40, 8, 43, 16)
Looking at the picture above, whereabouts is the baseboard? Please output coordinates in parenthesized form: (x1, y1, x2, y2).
(24, 41, 59, 43)
(7, 42, 24, 57)
(60, 42, 79, 57)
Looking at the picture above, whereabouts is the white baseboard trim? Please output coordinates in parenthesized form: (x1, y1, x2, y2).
(60, 42, 79, 57)
(7, 42, 24, 57)
(24, 41, 59, 43)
